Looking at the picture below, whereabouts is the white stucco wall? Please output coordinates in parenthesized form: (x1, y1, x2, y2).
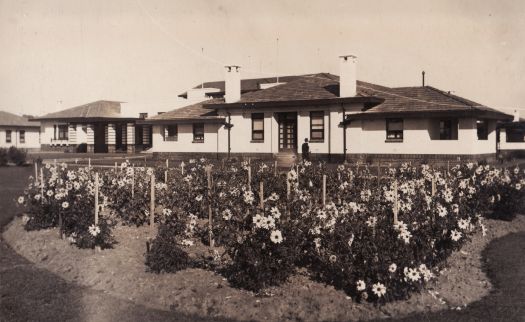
(151, 123, 221, 153)
(499, 129, 525, 151)
(346, 117, 496, 155)
(0, 127, 40, 149)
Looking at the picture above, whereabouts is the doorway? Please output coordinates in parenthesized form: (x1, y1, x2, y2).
(94, 123, 107, 153)
(277, 112, 297, 152)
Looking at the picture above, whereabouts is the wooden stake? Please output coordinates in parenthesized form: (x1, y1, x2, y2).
(166, 158, 169, 168)
(248, 166, 251, 187)
(447, 161, 450, 177)
(150, 173, 155, 227)
(274, 160, 278, 176)
(377, 162, 381, 186)
(296, 164, 300, 187)
(94, 173, 99, 225)
(114, 162, 117, 171)
(34, 162, 38, 183)
(164, 170, 168, 184)
(181, 162, 185, 175)
(431, 176, 436, 197)
(88, 158, 91, 169)
(322, 174, 327, 206)
(94, 173, 100, 252)
(206, 167, 214, 247)
(286, 179, 291, 200)
(54, 159, 57, 167)
(393, 180, 399, 225)
(75, 158, 78, 164)
(131, 166, 135, 198)
(259, 181, 264, 209)
(40, 168, 44, 203)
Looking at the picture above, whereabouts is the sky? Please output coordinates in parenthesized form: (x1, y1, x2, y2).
(0, 0, 524, 116)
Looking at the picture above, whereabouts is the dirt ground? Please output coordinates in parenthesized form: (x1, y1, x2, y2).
(4, 214, 525, 322)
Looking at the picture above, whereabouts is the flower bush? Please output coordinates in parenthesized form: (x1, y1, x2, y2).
(17, 158, 525, 302)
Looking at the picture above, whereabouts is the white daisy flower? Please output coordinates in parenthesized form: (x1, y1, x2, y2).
(389, 263, 397, 273)
(356, 280, 366, 291)
(17, 196, 24, 204)
(270, 230, 283, 244)
(62, 201, 69, 209)
(372, 283, 387, 298)
(88, 224, 101, 237)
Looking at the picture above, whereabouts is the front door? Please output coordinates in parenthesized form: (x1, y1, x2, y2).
(278, 112, 297, 152)
(94, 123, 107, 153)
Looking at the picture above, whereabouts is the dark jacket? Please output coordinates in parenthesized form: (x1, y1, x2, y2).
(302, 142, 309, 156)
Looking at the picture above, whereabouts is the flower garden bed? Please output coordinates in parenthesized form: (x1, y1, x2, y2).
(12, 159, 525, 320)
(3, 214, 525, 321)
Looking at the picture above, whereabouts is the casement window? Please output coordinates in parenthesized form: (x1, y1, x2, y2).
(506, 128, 525, 143)
(251, 113, 264, 141)
(439, 119, 458, 140)
(386, 119, 403, 140)
(193, 123, 204, 142)
(58, 125, 68, 140)
(5, 130, 11, 143)
(20, 130, 25, 144)
(310, 111, 324, 142)
(477, 120, 489, 140)
(164, 125, 178, 141)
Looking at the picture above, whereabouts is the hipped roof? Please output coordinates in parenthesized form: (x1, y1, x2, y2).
(31, 100, 138, 121)
(0, 111, 40, 127)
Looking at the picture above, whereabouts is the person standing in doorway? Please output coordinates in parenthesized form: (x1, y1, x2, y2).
(302, 138, 310, 161)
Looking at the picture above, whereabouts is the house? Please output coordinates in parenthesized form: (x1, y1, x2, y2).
(497, 109, 525, 159)
(142, 55, 511, 162)
(30, 101, 152, 153)
(0, 111, 41, 150)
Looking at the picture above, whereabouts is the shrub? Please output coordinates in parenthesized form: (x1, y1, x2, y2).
(0, 148, 7, 166)
(7, 146, 27, 165)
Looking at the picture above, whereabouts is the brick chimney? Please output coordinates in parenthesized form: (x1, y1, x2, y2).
(339, 55, 357, 97)
(225, 65, 241, 103)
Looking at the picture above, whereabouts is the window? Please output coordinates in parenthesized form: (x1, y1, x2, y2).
(5, 130, 11, 143)
(310, 111, 324, 142)
(439, 119, 458, 140)
(386, 119, 403, 140)
(251, 113, 264, 141)
(477, 120, 489, 140)
(193, 123, 204, 142)
(58, 125, 68, 140)
(506, 128, 525, 143)
(164, 125, 178, 141)
(20, 130, 25, 144)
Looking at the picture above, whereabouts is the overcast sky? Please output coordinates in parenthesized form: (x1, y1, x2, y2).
(0, 0, 524, 116)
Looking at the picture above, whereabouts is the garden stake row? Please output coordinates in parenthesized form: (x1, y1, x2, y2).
(164, 170, 168, 184)
(166, 159, 169, 168)
(181, 162, 185, 175)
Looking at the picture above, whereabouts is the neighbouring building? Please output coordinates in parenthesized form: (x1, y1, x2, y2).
(30, 100, 152, 153)
(0, 111, 41, 150)
(142, 55, 512, 162)
(498, 109, 525, 158)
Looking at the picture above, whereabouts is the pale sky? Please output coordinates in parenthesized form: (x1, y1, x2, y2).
(0, 0, 524, 116)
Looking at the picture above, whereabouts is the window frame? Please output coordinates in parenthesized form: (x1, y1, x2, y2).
(58, 125, 68, 140)
(438, 119, 458, 140)
(5, 130, 11, 143)
(193, 123, 204, 143)
(251, 113, 265, 142)
(309, 111, 325, 142)
(506, 128, 525, 143)
(164, 124, 178, 141)
(476, 119, 489, 140)
(19, 130, 25, 144)
(386, 118, 404, 141)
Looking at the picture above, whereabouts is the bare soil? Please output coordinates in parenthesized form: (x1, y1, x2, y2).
(4, 215, 525, 321)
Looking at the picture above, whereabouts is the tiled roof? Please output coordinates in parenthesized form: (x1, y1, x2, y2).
(170, 73, 511, 121)
(32, 100, 124, 120)
(178, 73, 340, 98)
(0, 111, 40, 127)
(146, 99, 223, 122)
